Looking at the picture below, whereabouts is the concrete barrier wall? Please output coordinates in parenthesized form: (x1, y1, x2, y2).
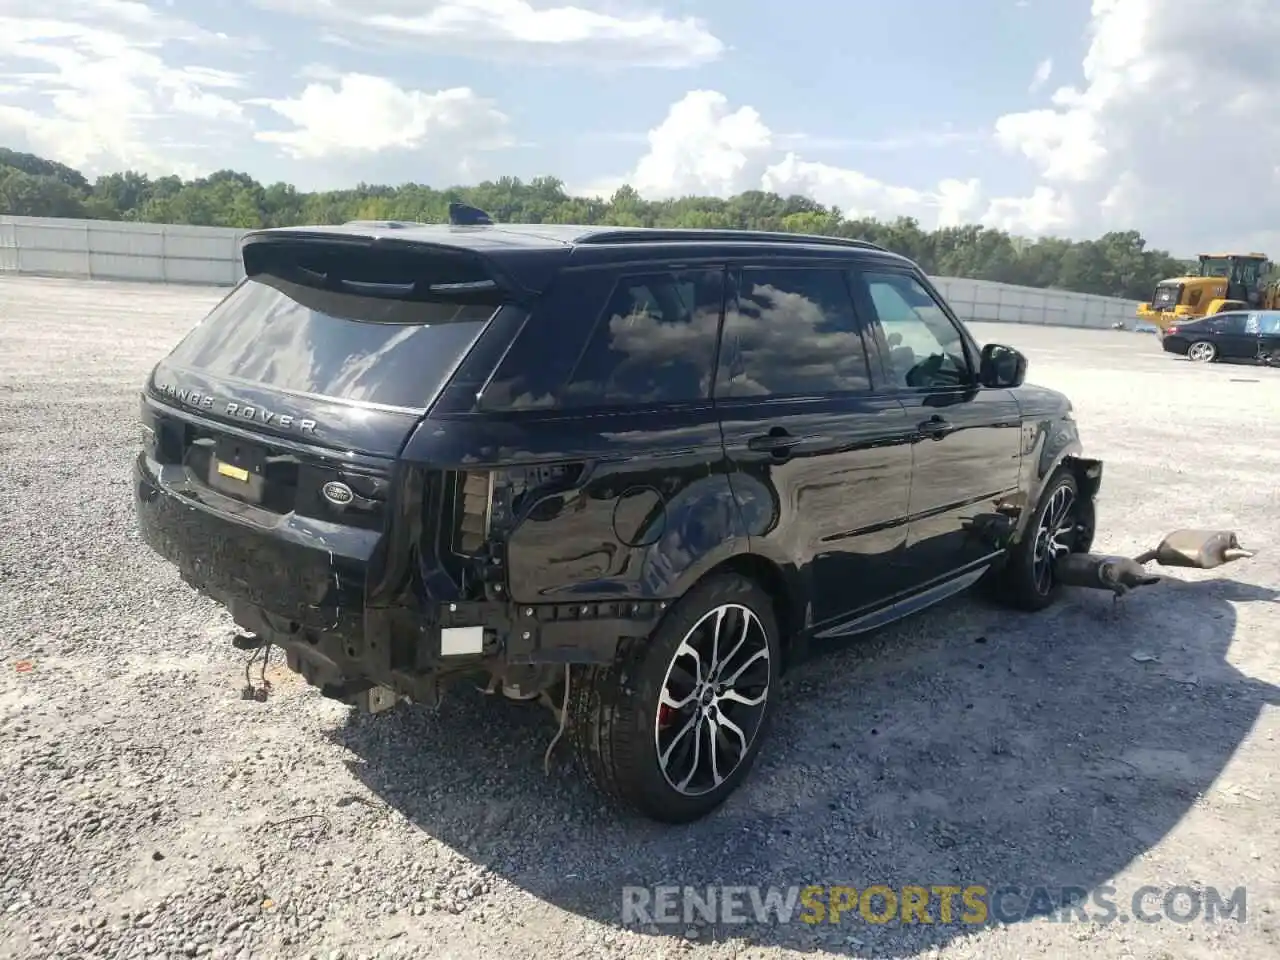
(0, 214, 1143, 328)
(0, 215, 248, 286)
(929, 276, 1142, 329)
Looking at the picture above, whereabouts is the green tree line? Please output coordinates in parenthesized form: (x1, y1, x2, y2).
(0, 146, 1187, 300)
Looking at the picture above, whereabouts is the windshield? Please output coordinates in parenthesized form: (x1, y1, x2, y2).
(165, 277, 496, 410)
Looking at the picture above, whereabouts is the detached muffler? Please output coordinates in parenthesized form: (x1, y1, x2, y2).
(1055, 529, 1256, 598)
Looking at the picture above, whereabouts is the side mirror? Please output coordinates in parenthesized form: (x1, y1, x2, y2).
(979, 343, 1027, 388)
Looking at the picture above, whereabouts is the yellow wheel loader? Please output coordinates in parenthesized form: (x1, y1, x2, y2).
(1137, 252, 1279, 330)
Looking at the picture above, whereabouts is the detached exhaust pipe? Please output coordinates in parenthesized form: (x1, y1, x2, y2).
(1055, 529, 1256, 598)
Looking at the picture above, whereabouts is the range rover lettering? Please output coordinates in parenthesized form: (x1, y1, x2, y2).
(133, 205, 1102, 823)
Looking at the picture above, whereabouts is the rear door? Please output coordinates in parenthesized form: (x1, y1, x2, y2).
(847, 266, 1023, 582)
(714, 262, 917, 630)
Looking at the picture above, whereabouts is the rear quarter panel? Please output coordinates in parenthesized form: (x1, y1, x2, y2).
(1010, 383, 1092, 540)
(402, 409, 750, 605)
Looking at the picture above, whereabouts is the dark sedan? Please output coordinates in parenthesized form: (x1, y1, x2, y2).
(1160, 309, 1280, 364)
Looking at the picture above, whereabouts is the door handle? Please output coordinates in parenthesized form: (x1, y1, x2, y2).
(747, 430, 798, 456)
(918, 416, 951, 440)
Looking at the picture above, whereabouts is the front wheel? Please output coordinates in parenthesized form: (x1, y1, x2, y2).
(569, 572, 781, 823)
(1187, 340, 1217, 362)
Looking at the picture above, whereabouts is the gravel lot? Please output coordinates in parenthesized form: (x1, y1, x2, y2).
(1, 274, 1277, 960)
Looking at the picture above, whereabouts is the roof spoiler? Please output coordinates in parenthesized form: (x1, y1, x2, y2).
(237, 229, 538, 301)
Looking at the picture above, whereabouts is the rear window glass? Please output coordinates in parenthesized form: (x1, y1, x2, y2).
(165, 278, 495, 410)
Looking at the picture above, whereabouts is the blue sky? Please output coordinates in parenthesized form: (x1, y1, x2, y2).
(169, 0, 1090, 200)
(1, 0, 1277, 254)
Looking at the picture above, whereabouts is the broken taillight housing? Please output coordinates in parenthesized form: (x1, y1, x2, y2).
(450, 464, 579, 558)
(456, 470, 495, 554)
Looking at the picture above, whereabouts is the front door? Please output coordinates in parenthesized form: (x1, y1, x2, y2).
(848, 266, 1024, 583)
(715, 263, 917, 630)
(1256, 311, 1280, 362)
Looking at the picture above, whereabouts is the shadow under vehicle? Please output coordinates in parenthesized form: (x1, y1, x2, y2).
(331, 558, 1276, 957)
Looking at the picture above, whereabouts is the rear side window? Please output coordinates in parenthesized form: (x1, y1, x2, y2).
(480, 268, 724, 411)
(560, 270, 724, 408)
(716, 266, 871, 398)
(165, 244, 498, 411)
(1212, 313, 1246, 334)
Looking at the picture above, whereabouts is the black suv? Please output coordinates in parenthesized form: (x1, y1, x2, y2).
(134, 208, 1101, 823)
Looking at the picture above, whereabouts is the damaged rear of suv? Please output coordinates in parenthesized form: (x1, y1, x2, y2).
(136, 218, 576, 707)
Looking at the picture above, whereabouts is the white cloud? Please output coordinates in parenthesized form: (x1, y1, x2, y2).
(628, 90, 773, 199)
(249, 73, 512, 162)
(250, 0, 723, 68)
(0, 0, 250, 177)
(584, 1, 1280, 252)
(1028, 57, 1053, 94)
(982, 187, 1074, 235)
(985, 0, 1280, 250)
(584, 90, 986, 228)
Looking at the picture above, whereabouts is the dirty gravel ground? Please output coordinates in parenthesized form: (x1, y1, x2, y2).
(0, 275, 1277, 960)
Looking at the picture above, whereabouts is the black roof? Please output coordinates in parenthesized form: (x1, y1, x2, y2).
(239, 219, 907, 298)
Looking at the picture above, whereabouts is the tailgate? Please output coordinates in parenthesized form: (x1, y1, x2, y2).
(136, 233, 506, 623)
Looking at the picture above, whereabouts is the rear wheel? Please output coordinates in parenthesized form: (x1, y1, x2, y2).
(1187, 340, 1217, 362)
(988, 468, 1092, 612)
(569, 572, 780, 823)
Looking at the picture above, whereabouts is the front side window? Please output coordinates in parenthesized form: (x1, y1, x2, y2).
(854, 270, 973, 389)
(715, 267, 871, 398)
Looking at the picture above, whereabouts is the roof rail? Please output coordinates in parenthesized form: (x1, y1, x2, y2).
(575, 227, 886, 251)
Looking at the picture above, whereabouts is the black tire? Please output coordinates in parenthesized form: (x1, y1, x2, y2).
(569, 572, 781, 823)
(1187, 340, 1217, 362)
(989, 468, 1092, 612)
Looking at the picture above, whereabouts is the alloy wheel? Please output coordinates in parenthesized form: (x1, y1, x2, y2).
(1032, 483, 1078, 595)
(654, 603, 772, 797)
(1188, 341, 1215, 362)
